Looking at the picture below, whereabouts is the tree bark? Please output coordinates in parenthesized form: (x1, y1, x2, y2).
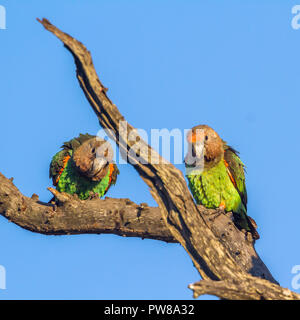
(0, 171, 276, 284)
(0, 173, 174, 242)
(1, 17, 298, 299)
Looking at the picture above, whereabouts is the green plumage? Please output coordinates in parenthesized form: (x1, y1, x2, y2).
(187, 154, 244, 212)
(54, 150, 113, 200)
(186, 140, 258, 238)
(50, 134, 119, 200)
(224, 145, 247, 207)
(49, 149, 69, 182)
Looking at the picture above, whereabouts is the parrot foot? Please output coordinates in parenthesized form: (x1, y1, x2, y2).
(239, 229, 255, 242)
(88, 192, 100, 200)
(245, 231, 254, 243)
(48, 196, 55, 204)
(208, 207, 226, 222)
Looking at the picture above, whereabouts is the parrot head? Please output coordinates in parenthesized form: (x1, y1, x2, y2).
(185, 124, 224, 170)
(73, 137, 114, 181)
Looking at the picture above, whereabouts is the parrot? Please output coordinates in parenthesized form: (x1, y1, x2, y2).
(49, 133, 119, 200)
(184, 124, 259, 240)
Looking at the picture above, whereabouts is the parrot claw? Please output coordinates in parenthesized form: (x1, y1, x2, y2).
(88, 192, 100, 200)
(245, 231, 254, 243)
(208, 208, 226, 222)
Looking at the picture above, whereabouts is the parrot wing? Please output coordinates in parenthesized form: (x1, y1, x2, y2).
(110, 163, 120, 185)
(223, 144, 247, 209)
(224, 143, 259, 240)
(49, 149, 71, 186)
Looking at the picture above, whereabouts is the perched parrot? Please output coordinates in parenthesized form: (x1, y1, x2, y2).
(50, 134, 119, 200)
(185, 125, 259, 240)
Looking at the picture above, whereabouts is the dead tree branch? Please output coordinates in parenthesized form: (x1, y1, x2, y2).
(35, 18, 300, 299)
(0, 170, 277, 284)
(0, 172, 173, 242)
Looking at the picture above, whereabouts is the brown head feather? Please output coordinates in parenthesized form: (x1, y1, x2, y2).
(186, 125, 224, 170)
(73, 138, 114, 181)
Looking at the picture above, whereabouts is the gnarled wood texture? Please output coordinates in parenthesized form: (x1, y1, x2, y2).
(0, 17, 298, 300)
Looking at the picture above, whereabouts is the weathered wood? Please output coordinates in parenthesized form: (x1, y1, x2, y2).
(0, 172, 173, 241)
(36, 18, 300, 299)
(0, 171, 276, 285)
(0, 17, 297, 299)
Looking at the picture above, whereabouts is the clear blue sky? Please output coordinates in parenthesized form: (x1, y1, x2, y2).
(0, 0, 300, 299)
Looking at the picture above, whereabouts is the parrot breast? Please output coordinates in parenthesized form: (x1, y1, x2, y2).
(56, 156, 115, 200)
(186, 160, 244, 214)
(50, 134, 119, 200)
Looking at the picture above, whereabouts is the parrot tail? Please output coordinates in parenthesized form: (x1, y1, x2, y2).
(233, 211, 260, 241)
(246, 215, 260, 240)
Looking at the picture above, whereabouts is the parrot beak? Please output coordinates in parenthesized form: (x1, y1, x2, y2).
(187, 128, 205, 144)
(193, 141, 204, 159)
(187, 132, 197, 144)
(185, 128, 205, 167)
(92, 157, 108, 174)
(87, 140, 114, 181)
(185, 140, 204, 167)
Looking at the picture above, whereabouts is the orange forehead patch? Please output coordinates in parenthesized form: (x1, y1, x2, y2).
(187, 132, 198, 143)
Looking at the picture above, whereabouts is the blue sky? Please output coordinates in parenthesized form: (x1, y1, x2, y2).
(0, 0, 300, 299)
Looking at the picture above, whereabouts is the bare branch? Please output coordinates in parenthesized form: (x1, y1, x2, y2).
(189, 279, 300, 300)
(36, 18, 300, 299)
(0, 16, 290, 300)
(0, 172, 174, 242)
(0, 171, 277, 286)
(36, 17, 299, 299)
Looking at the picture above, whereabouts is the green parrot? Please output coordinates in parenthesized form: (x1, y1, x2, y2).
(50, 134, 119, 200)
(185, 125, 259, 240)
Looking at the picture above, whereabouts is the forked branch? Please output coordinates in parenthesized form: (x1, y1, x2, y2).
(36, 18, 299, 299)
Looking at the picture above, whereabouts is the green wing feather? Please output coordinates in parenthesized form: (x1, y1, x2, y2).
(110, 164, 119, 186)
(224, 143, 259, 239)
(223, 144, 247, 209)
(49, 149, 70, 185)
